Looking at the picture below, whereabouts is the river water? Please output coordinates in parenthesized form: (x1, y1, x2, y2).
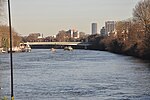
(0, 49, 150, 100)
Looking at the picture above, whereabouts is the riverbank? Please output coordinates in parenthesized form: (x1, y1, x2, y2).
(87, 42, 150, 61)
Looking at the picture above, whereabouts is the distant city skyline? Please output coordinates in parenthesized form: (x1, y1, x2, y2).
(7, 0, 141, 36)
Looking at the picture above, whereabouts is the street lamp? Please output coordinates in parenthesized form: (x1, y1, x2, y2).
(7, 0, 14, 100)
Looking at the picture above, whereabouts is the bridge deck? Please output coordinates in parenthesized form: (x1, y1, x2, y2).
(27, 42, 91, 46)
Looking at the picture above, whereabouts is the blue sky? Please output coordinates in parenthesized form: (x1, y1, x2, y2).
(11, 0, 140, 36)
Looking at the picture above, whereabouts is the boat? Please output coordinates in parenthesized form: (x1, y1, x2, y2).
(8, 47, 21, 53)
(19, 43, 31, 52)
(0, 48, 6, 53)
(1, 50, 6, 53)
(50, 48, 56, 52)
(7, 43, 31, 53)
(64, 46, 73, 51)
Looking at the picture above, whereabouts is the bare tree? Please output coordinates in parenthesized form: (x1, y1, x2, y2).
(133, 0, 150, 58)
(56, 30, 66, 42)
(133, 0, 150, 27)
(0, 25, 21, 48)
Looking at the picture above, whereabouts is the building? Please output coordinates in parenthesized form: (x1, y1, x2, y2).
(105, 21, 115, 35)
(66, 29, 79, 39)
(73, 31, 79, 39)
(100, 27, 106, 36)
(91, 23, 97, 34)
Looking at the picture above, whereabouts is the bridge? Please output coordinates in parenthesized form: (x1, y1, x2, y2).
(27, 42, 92, 49)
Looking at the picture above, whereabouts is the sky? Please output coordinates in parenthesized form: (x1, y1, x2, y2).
(9, 0, 140, 37)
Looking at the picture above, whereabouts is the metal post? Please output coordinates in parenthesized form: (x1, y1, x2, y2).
(7, 0, 14, 100)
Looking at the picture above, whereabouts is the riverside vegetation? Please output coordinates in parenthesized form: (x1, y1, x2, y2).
(88, 0, 150, 60)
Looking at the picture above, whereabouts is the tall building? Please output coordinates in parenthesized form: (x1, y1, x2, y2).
(91, 23, 97, 34)
(105, 21, 115, 35)
(100, 27, 106, 36)
(65, 29, 80, 39)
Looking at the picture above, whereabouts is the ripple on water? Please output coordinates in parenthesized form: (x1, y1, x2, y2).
(0, 49, 150, 100)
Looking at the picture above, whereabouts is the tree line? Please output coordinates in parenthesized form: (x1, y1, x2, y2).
(0, 25, 21, 50)
(0, 0, 21, 50)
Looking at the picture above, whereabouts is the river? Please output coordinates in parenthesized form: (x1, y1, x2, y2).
(0, 49, 150, 100)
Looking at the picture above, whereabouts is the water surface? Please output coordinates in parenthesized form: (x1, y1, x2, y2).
(0, 49, 150, 100)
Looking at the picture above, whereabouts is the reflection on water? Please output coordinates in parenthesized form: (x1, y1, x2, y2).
(0, 49, 150, 100)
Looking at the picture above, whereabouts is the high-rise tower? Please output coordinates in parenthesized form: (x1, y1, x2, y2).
(105, 21, 115, 35)
(91, 23, 97, 34)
